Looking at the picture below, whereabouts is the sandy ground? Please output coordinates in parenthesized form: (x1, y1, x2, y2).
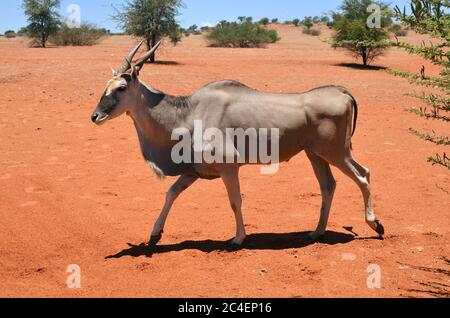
(0, 25, 449, 298)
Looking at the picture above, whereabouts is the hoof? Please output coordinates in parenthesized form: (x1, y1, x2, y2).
(375, 220, 385, 236)
(226, 240, 244, 251)
(149, 233, 163, 246)
(307, 232, 325, 241)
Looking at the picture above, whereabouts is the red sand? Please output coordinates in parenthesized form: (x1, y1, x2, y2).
(0, 26, 448, 298)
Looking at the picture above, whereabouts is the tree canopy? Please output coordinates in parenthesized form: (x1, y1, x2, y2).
(113, 0, 184, 62)
(390, 0, 449, 169)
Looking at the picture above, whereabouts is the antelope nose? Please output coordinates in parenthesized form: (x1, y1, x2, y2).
(91, 112, 100, 123)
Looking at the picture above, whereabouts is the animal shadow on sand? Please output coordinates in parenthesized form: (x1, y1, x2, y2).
(106, 231, 358, 259)
(147, 60, 181, 66)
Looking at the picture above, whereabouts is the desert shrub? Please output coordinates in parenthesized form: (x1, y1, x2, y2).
(394, 29, 408, 37)
(183, 28, 201, 37)
(4, 30, 16, 38)
(271, 18, 279, 24)
(390, 24, 408, 37)
(206, 19, 279, 48)
(302, 28, 321, 36)
(50, 23, 108, 46)
(292, 19, 301, 27)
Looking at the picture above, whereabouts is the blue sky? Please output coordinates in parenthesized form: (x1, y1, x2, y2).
(1, 0, 409, 34)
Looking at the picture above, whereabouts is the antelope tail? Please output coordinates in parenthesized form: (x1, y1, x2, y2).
(340, 89, 359, 137)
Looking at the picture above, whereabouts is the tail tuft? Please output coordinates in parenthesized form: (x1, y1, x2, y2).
(349, 95, 358, 137)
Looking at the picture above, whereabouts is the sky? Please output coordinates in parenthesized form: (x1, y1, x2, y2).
(0, 0, 410, 34)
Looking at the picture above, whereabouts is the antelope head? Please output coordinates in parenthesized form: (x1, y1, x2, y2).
(91, 40, 161, 125)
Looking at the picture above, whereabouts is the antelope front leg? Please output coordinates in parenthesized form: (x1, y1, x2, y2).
(220, 166, 247, 247)
(150, 174, 198, 245)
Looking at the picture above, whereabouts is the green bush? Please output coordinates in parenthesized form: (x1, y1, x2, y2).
(302, 28, 321, 36)
(206, 19, 279, 48)
(4, 30, 16, 38)
(50, 23, 108, 46)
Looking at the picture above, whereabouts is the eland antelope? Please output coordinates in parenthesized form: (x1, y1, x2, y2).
(91, 41, 384, 248)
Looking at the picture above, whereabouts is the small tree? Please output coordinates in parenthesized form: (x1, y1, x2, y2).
(168, 24, 182, 44)
(271, 18, 279, 24)
(390, 0, 449, 169)
(187, 24, 198, 32)
(113, 0, 184, 63)
(200, 26, 211, 33)
(331, 0, 392, 66)
(238, 16, 253, 24)
(259, 17, 270, 26)
(184, 24, 201, 35)
(320, 16, 331, 24)
(22, 0, 61, 48)
(292, 19, 301, 27)
(302, 16, 313, 29)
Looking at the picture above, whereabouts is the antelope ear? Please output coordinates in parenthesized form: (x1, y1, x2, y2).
(111, 67, 118, 77)
(120, 72, 133, 82)
(131, 65, 139, 80)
